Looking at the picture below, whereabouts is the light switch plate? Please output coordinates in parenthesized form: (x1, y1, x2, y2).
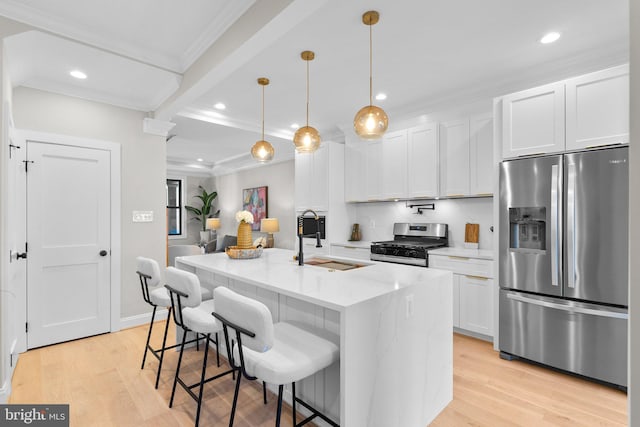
(133, 210, 153, 222)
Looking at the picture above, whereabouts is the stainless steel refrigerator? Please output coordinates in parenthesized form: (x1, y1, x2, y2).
(499, 146, 628, 388)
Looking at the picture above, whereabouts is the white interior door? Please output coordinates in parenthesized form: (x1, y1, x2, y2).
(27, 141, 111, 349)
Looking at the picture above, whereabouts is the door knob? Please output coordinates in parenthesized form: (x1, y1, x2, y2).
(16, 252, 27, 259)
(99, 250, 108, 257)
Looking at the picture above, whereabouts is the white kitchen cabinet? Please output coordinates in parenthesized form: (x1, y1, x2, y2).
(381, 130, 408, 199)
(407, 123, 439, 198)
(344, 136, 366, 202)
(469, 114, 494, 196)
(501, 82, 565, 158)
(429, 250, 494, 339)
(500, 65, 629, 159)
(565, 64, 629, 151)
(459, 274, 493, 336)
(295, 144, 328, 211)
(440, 119, 470, 197)
(365, 139, 382, 201)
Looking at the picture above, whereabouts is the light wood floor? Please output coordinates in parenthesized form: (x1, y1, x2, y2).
(9, 323, 627, 426)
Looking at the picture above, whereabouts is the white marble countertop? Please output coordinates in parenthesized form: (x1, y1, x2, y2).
(429, 247, 495, 260)
(175, 248, 450, 312)
(330, 241, 372, 249)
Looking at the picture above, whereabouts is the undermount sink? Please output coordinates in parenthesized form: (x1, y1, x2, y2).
(305, 257, 369, 271)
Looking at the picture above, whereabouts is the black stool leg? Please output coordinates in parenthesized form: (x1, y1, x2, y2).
(169, 329, 188, 408)
(194, 333, 211, 427)
(215, 332, 220, 367)
(275, 384, 284, 427)
(263, 382, 268, 404)
(154, 306, 172, 389)
(292, 381, 296, 426)
(141, 306, 157, 369)
(229, 368, 242, 427)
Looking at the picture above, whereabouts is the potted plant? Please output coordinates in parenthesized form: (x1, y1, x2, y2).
(185, 186, 219, 244)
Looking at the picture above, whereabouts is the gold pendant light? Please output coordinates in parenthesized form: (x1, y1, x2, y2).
(251, 77, 275, 162)
(293, 50, 321, 153)
(353, 10, 389, 140)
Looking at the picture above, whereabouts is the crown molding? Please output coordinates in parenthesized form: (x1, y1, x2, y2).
(180, 0, 256, 71)
(0, 0, 252, 74)
(143, 118, 176, 137)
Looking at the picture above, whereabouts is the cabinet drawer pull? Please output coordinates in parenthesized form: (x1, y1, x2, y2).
(475, 193, 493, 197)
(448, 256, 470, 261)
(465, 275, 489, 281)
(447, 194, 465, 197)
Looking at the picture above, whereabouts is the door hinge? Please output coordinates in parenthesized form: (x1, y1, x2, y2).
(25, 242, 28, 253)
(25, 322, 29, 333)
(23, 160, 34, 172)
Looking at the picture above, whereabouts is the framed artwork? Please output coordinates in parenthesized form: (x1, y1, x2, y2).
(242, 186, 268, 231)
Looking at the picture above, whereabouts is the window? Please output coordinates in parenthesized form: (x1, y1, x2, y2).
(167, 179, 183, 236)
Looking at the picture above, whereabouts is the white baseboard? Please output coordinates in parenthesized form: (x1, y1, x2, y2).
(120, 309, 169, 330)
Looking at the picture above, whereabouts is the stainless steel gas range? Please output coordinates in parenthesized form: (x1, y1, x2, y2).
(370, 223, 448, 267)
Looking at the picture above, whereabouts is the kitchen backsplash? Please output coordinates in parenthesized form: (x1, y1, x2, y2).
(354, 198, 494, 249)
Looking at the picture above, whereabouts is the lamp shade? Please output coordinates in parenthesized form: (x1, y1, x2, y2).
(293, 126, 321, 153)
(206, 218, 221, 230)
(354, 105, 389, 140)
(251, 140, 275, 162)
(260, 218, 280, 233)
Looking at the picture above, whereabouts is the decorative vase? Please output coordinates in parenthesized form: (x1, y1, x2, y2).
(199, 230, 211, 245)
(237, 221, 253, 249)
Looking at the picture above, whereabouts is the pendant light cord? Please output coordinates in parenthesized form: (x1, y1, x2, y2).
(306, 58, 310, 127)
(261, 84, 265, 140)
(369, 22, 373, 107)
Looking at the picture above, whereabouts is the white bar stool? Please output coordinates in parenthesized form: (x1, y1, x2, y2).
(136, 257, 213, 388)
(212, 286, 340, 427)
(165, 267, 234, 427)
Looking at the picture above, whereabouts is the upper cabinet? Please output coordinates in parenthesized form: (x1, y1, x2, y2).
(440, 115, 494, 198)
(501, 64, 629, 159)
(501, 82, 565, 158)
(345, 115, 494, 202)
(440, 119, 470, 197)
(295, 143, 329, 211)
(380, 130, 408, 199)
(407, 123, 439, 199)
(565, 65, 629, 151)
(469, 114, 494, 196)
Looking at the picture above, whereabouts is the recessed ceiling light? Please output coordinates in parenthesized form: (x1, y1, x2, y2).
(197, 158, 203, 162)
(540, 32, 561, 44)
(70, 70, 87, 79)
(214, 102, 226, 110)
(290, 123, 299, 129)
(375, 93, 387, 101)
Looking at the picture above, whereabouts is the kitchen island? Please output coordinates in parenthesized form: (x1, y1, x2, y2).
(175, 248, 452, 427)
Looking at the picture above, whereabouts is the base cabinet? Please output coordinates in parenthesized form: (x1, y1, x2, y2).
(458, 274, 493, 336)
(430, 253, 494, 338)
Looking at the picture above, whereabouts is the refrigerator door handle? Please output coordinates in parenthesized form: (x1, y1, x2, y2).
(567, 163, 577, 288)
(506, 292, 628, 319)
(551, 164, 562, 287)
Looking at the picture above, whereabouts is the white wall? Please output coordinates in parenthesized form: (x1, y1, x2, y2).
(214, 159, 295, 250)
(0, 17, 35, 403)
(167, 174, 216, 246)
(11, 87, 167, 320)
(354, 198, 494, 249)
(629, 1, 638, 423)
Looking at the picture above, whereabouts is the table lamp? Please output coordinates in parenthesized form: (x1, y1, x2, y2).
(205, 217, 221, 245)
(260, 218, 280, 248)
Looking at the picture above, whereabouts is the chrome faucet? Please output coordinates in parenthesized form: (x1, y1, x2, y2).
(297, 209, 322, 266)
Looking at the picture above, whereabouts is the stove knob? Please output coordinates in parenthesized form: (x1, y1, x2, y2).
(392, 248, 400, 256)
(406, 250, 418, 258)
